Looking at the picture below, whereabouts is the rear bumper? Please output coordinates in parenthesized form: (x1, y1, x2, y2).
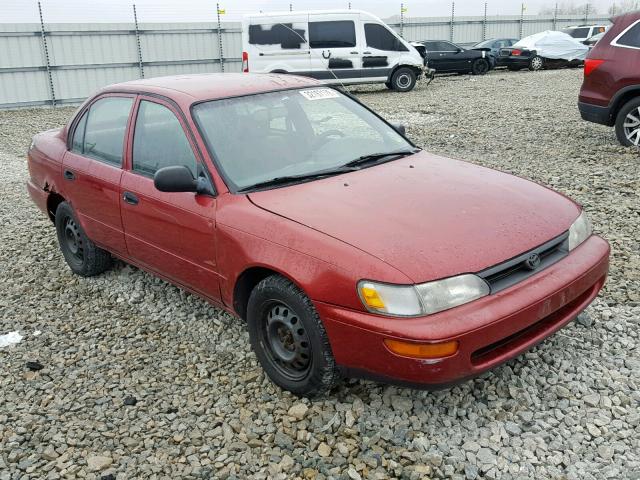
(500, 57, 531, 68)
(26, 179, 49, 216)
(318, 235, 609, 388)
(578, 100, 613, 126)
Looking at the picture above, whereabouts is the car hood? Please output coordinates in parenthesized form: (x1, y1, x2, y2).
(247, 152, 580, 283)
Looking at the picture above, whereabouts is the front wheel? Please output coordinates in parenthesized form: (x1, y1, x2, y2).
(529, 56, 544, 71)
(390, 67, 417, 92)
(247, 275, 340, 397)
(55, 201, 112, 276)
(615, 97, 640, 147)
(471, 58, 489, 75)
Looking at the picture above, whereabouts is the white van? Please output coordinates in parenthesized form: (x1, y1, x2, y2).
(241, 10, 426, 92)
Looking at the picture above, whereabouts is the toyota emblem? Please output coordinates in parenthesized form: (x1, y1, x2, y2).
(524, 253, 541, 270)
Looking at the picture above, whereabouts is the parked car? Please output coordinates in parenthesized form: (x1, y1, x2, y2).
(472, 38, 519, 66)
(562, 24, 608, 44)
(579, 11, 640, 147)
(241, 9, 425, 92)
(27, 73, 609, 396)
(584, 30, 605, 48)
(499, 31, 588, 71)
(415, 40, 494, 74)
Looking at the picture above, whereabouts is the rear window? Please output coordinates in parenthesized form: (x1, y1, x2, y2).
(616, 21, 640, 48)
(364, 23, 408, 51)
(309, 21, 356, 48)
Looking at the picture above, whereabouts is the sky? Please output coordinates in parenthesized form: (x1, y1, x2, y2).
(3, 0, 614, 23)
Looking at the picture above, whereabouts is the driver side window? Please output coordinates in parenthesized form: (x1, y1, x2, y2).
(132, 100, 197, 177)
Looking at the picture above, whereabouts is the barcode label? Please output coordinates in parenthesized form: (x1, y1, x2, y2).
(299, 88, 340, 100)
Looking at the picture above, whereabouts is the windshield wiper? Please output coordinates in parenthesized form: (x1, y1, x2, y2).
(237, 167, 354, 193)
(342, 148, 420, 169)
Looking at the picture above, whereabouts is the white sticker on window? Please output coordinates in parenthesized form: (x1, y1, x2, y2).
(299, 88, 341, 100)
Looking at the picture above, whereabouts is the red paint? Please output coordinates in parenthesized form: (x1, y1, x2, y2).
(26, 73, 610, 387)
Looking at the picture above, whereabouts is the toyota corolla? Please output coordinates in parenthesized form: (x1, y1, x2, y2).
(26, 73, 609, 396)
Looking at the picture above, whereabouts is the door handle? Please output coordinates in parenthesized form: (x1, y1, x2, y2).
(350, 51, 359, 54)
(122, 191, 139, 205)
(63, 169, 75, 181)
(363, 51, 372, 54)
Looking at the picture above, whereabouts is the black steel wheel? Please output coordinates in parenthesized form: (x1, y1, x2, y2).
(247, 275, 340, 396)
(55, 201, 112, 276)
(260, 301, 312, 381)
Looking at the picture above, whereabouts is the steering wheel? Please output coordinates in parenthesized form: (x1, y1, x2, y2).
(313, 129, 346, 148)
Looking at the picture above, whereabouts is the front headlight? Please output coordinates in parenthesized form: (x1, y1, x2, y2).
(358, 274, 490, 317)
(568, 211, 592, 251)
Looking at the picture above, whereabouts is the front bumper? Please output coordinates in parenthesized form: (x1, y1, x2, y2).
(317, 235, 609, 387)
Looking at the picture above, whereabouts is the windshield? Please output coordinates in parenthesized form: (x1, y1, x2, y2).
(192, 87, 413, 192)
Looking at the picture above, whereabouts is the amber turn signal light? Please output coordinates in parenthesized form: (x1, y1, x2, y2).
(384, 339, 459, 359)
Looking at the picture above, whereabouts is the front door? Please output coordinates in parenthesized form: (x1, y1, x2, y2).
(61, 95, 135, 257)
(309, 15, 362, 82)
(119, 97, 221, 301)
(361, 21, 408, 80)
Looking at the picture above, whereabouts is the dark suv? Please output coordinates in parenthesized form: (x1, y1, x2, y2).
(578, 11, 640, 147)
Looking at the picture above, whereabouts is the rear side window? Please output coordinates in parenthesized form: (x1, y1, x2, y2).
(82, 97, 133, 166)
(564, 27, 590, 38)
(364, 23, 408, 51)
(132, 100, 197, 177)
(309, 21, 356, 48)
(616, 21, 640, 48)
(248, 23, 306, 49)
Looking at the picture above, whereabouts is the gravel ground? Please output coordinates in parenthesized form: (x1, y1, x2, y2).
(1, 69, 638, 480)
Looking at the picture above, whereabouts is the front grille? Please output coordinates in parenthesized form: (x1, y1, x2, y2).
(478, 232, 569, 293)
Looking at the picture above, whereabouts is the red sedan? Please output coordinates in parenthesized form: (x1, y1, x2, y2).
(26, 73, 609, 396)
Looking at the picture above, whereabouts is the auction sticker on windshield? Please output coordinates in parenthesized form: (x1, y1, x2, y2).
(299, 88, 341, 100)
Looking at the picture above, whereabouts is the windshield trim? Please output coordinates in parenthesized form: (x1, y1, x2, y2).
(189, 85, 417, 194)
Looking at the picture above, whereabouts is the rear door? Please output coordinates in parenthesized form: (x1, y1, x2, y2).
(246, 14, 311, 74)
(361, 20, 409, 79)
(119, 96, 221, 301)
(62, 95, 134, 257)
(308, 14, 361, 82)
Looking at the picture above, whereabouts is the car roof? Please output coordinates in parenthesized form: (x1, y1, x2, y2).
(100, 73, 321, 103)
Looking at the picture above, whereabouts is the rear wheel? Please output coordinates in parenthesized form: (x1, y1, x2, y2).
(247, 275, 340, 397)
(615, 97, 640, 147)
(471, 58, 489, 75)
(390, 67, 417, 92)
(54, 202, 112, 276)
(529, 56, 544, 71)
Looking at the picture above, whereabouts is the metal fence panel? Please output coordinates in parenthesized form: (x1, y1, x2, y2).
(0, 13, 611, 108)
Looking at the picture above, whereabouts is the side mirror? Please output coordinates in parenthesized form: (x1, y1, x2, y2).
(154, 165, 198, 193)
(390, 122, 406, 135)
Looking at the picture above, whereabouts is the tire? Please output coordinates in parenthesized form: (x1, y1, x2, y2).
(390, 67, 417, 92)
(529, 56, 544, 71)
(471, 58, 489, 75)
(54, 201, 112, 276)
(385, 80, 393, 90)
(247, 275, 340, 396)
(615, 97, 640, 147)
